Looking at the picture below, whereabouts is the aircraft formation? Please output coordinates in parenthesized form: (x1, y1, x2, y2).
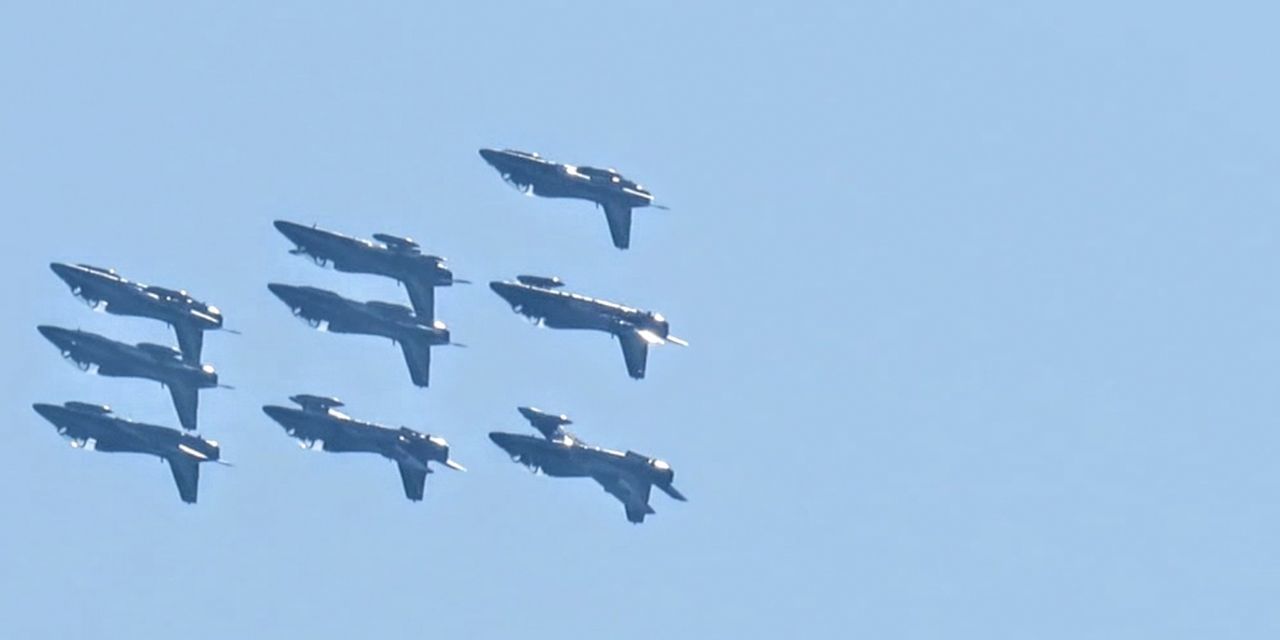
(33, 149, 687, 523)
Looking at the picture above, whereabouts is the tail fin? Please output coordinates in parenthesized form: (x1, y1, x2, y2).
(397, 461, 428, 501)
(602, 201, 633, 249)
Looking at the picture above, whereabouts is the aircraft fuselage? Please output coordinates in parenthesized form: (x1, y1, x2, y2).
(263, 405, 447, 464)
(267, 284, 448, 345)
(489, 281, 667, 337)
(489, 432, 670, 482)
(478, 149, 652, 208)
(273, 221, 455, 286)
(262, 400, 461, 500)
(37, 326, 217, 389)
(50, 263, 223, 331)
(33, 403, 219, 461)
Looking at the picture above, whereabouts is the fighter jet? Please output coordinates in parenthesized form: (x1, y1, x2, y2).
(32, 401, 227, 504)
(489, 275, 686, 379)
(267, 284, 455, 387)
(49, 263, 226, 362)
(262, 394, 464, 501)
(489, 406, 686, 524)
(479, 148, 665, 249)
(37, 326, 221, 431)
(273, 221, 465, 320)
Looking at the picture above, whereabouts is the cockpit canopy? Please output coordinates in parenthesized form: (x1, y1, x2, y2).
(144, 285, 193, 301)
(578, 166, 619, 178)
(64, 401, 112, 414)
(367, 301, 415, 319)
(373, 233, 421, 253)
(77, 264, 118, 276)
(137, 343, 183, 361)
(516, 275, 564, 289)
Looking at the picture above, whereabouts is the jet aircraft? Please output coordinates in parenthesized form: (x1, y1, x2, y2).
(37, 326, 221, 431)
(273, 220, 464, 320)
(489, 275, 686, 379)
(267, 284, 454, 387)
(33, 401, 226, 503)
(489, 406, 686, 524)
(262, 394, 464, 501)
(478, 148, 664, 249)
(50, 262, 226, 362)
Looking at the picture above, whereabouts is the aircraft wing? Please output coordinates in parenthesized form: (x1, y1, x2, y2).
(168, 383, 200, 431)
(401, 339, 432, 387)
(84, 429, 149, 454)
(167, 456, 200, 504)
(95, 360, 145, 378)
(316, 429, 364, 453)
(617, 330, 650, 379)
(601, 201, 633, 250)
(397, 461, 429, 501)
(405, 278, 436, 321)
(173, 322, 205, 363)
(493, 435, 576, 471)
(595, 473, 654, 523)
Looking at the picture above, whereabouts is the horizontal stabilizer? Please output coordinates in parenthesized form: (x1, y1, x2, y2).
(659, 484, 687, 502)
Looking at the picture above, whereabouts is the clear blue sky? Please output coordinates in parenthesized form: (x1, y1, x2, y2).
(2, 2, 1277, 638)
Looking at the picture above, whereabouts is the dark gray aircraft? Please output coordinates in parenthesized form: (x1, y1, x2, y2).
(33, 401, 226, 503)
(273, 220, 465, 320)
(262, 394, 464, 501)
(478, 148, 665, 249)
(50, 262, 226, 362)
(489, 275, 686, 379)
(267, 284, 454, 387)
(489, 406, 686, 524)
(37, 326, 221, 431)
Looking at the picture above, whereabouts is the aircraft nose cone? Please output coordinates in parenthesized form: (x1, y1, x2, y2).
(37, 325, 72, 346)
(49, 262, 80, 284)
(273, 220, 308, 242)
(267, 283, 297, 303)
(489, 281, 516, 301)
(261, 405, 298, 429)
(478, 148, 500, 165)
(488, 432, 517, 452)
(32, 403, 60, 422)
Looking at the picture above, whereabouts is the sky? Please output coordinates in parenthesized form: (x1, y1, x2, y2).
(2, 2, 1278, 638)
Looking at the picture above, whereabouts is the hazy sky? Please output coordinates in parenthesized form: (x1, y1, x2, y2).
(2, 3, 1278, 638)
